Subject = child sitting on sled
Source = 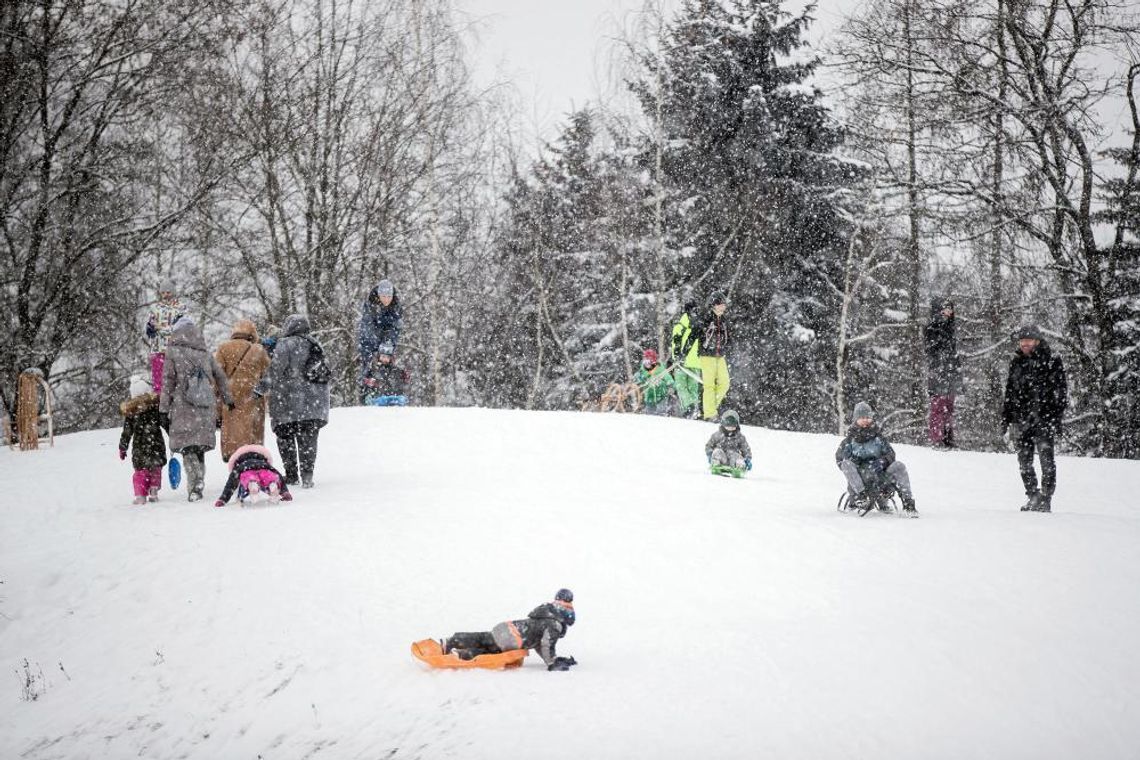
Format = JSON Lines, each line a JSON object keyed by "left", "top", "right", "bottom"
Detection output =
{"left": 634, "top": 348, "right": 675, "bottom": 415}
{"left": 214, "top": 443, "right": 293, "bottom": 507}
{"left": 835, "top": 401, "right": 918, "bottom": 517}
{"left": 362, "top": 342, "right": 408, "bottom": 405}
{"left": 442, "top": 589, "right": 578, "bottom": 671}
{"left": 705, "top": 409, "right": 752, "bottom": 473}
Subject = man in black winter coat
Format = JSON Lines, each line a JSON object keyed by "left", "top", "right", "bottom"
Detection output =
{"left": 1002, "top": 326, "right": 1068, "bottom": 512}
{"left": 924, "top": 297, "right": 961, "bottom": 448}
{"left": 442, "top": 589, "right": 578, "bottom": 671}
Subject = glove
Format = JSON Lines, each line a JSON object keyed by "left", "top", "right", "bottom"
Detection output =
{"left": 548, "top": 656, "right": 577, "bottom": 671}
{"left": 1003, "top": 423, "right": 1019, "bottom": 452}
{"left": 867, "top": 458, "right": 885, "bottom": 474}
{"left": 744, "top": 458, "right": 752, "bottom": 471}
{"left": 118, "top": 448, "right": 127, "bottom": 461}
{"left": 213, "top": 500, "right": 225, "bottom": 508}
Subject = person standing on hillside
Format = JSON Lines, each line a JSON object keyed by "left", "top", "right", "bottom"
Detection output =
{"left": 119, "top": 374, "right": 167, "bottom": 505}
{"left": 145, "top": 279, "right": 185, "bottom": 394}
{"left": 160, "top": 317, "right": 234, "bottom": 502}
{"left": 691, "top": 292, "right": 730, "bottom": 421}
{"left": 357, "top": 279, "right": 402, "bottom": 403}
{"left": 257, "top": 314, "right": 331, "bottom": 488}
{"left": 1002, "top": 326, "right": 1068, "bottom": 513}
{"left": 215, "top": 319, "right": 272, "bottom": 462}
{"left": 669, "top": 300, "right": 703, "bottom": 418}
{"left": 924, "top": 297, "right": 962, "bottom": 448}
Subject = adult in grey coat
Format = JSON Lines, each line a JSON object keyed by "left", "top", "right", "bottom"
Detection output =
{"left": 159, "top": 317, "right": 234, "bottom": 502}
{"left": 256, "top": 314, "right": 330, "bottom": 487}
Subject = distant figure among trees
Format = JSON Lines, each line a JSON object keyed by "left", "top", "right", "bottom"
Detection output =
{"left": 357, "top": 279, "right": 402, "bottom": 403}
{"left": 924, "top": 297, "right": 961, "bottom": 448}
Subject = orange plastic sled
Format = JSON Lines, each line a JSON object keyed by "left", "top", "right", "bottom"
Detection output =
{"left": 411, "top": 639, "right": 527, "bottom": 670}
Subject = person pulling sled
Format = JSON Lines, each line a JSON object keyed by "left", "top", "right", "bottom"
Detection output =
{"left": 441, "top": 589, "right": 578, "bottom": 671}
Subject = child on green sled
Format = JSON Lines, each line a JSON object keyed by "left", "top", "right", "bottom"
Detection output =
{"left": 705, "top": 409, "right": 752, "bottom": 473}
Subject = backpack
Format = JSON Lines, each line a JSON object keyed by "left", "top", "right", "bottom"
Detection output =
{"left": 182, "top": 363, "right": 216, "bottom": 408}
{"left": 303, "top": 337, "right": 333, "bottom": 384}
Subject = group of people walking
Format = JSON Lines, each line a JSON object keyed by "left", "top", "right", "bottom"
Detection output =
{"left": 120, "top": 283, "right": 334, "bottom": 504}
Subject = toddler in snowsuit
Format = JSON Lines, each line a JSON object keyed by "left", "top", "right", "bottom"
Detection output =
{"left": 119, "top": 375, "right": 168, "bottom": 505}
{"left": 442, "top": 589, "right": 578, "bottom": 671}
{"left": 214, "top": 443, "right": 292, "bottom": 506}
{"left": 634, "top": 348, "right": 675, "bottom": 415}
{"left": 705, "top": 409, "right": 752, "bottom": 471}
{"left": 362, "top": 343, "right": 408, "bottom": 404}
{"left": 836, "top": 401, "right": 918, "bottom": 516}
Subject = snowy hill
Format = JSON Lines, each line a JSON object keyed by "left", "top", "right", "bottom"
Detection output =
{"left": 2, "top": 407, "right": 1139, "bottom": 759}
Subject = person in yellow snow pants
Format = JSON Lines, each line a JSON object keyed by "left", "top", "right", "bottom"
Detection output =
{"left": 699, "top": 355, "right": 730, "bottom": 420}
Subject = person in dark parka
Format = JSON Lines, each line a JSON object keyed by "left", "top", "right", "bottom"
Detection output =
{"left": 836, "top": 401, "right": 919, "bottom": 516}
{"left": 357, "top": 279, "right": 402, "bottom": 402}
{"left": 1002, "top": 326, "right": 1068, "bottom": 512}
{"left": 924, "top": 297, "right": 962, "bottom": 448}
{"left": 256, "top": 314, "right": 330, "bottom": 488}
{"left": 442, "top": 589, "right": 578, "bottom": 671}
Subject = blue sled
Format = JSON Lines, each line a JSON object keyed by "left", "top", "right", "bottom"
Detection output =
{"left": 367, "top": 395, "right": 408, "bottom": 407}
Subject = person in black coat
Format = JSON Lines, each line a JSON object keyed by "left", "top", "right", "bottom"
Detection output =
{"left": 924, "top": 297, "right": 962, "bottom": 448}
{"left": 357, "top": 279, "right": 403, "bottom": 403}
{"left": 442, "top": 589, "right": 578, "bottom": 671}
{"left": 1002, "top": 326, "right": 1068, "bottom": 512}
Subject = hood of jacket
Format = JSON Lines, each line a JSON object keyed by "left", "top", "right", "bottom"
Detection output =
{"left": 120, "top": 392, "right": 158, "bottom": 416}
{"left": 280, "top": 314, "right": 311, "bottom": 338}
{"left": 231, "top": 319, "right": 259, "bottom": 341}
{"left": 168, "top": 318, "right": 206, "bottom": 351}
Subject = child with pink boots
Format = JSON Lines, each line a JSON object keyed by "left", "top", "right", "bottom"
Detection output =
{"left": 214, "top": 443, "right": 293, "bottom": 507}
{"left": 119, "top": 375, "right": 167, "bottom": 505}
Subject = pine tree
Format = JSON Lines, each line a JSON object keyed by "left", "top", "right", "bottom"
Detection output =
{"left": 628, "top": 0, "right": 865, "bottom": 430}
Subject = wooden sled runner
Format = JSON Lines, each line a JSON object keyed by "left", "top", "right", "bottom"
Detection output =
{"left": 410, "top": 639, "right": 527, "bottom": 670}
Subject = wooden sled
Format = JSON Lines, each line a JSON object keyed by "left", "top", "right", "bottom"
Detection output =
{"left": 410, "top": 639, "right": 527, "bottom": 670}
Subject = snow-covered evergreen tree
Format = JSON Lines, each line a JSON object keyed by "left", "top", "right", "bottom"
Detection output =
{"left": 628, "top": 0, "right": 865, "bottom": 431}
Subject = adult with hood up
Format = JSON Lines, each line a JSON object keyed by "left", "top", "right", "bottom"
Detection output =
{"left": 159, "top": 316, "right": 234, "bottom": 502}
{"left": 357, "top": 279, "right": 402, "bottom": 402}
{"left": 924, "top": 296, "right": 962, "bottom": 448}
{"left": 256, "top": 314, "right": 330, "bottom": 488}
{"left": 1002, "top": 325, "right": 1067, "bottom": 513}
{"left": 215, "top": 318, "right": 272, "bottom": 461}
{"left": 691, "top": 292, "right": 730, "bottom": 420}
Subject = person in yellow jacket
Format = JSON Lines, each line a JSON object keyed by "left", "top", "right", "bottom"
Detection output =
{"left": 670, "top": 301, "right": 703, "bottom": 418}
{"left": 691, "top": 292, "right": 730, "bottom": 420}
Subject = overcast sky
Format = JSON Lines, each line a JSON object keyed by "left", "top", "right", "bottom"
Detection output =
{"left": 456, "top": 1, "right": 856, "bottom": 145}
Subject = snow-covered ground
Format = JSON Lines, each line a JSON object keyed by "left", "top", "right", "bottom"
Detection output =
{"left": 2, "top": 407, "right": 1138, "bottom": 759}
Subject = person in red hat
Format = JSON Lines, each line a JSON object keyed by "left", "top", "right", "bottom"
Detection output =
{"left": 634, "top": 348, "right": 676, "bottom": 415}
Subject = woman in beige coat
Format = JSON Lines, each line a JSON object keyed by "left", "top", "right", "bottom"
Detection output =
{"left": 215, "top": 319, "right": 271, "bottom": 461}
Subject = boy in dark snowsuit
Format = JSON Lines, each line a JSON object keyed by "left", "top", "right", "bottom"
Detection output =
{"left": 119, "top": 375, "right": 168, "bottom": 505}
{"left": 705, "top": 409, "right": 752, "bottom": 471}
{"left": 362, "top": 342, "right": 408, "bottom": 404}
{"left": 1001, "top": 325, "right": 1067, "bottom": 512}
{"left": 836, "top": 401, "right": 918, "bottom": 516}
{"left": 442, "top": 589, "right": 577, "bottom": 671}
{"left": 213, "top": 443, "right": 293, "bottom": 507}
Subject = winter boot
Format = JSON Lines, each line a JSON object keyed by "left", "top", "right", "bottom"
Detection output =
{"left": 850, "top": 491, "right": 871, "bottom": 514}
{"left": 1033, "top": 494, "right": 1052, "bottom": 513}
{"left": 267, "top": 481, "right": 281, "bottom": 505}
{"left": 1020, "top": 492, "right": 1041, "bottom": 512}
{"left": 901, "top": 495, "right": 919, "bottom": 517}
{"left": 246, "top": 480, "right": 262, "bottom": 504}
{"left": 301, "top": 474, "right": 314, "bottom": 489}
{"left": 132, "top": 495, "right": 147, "bottom": 505}
{"left": 147, "top": 486, "right": 159, "bottom": 503}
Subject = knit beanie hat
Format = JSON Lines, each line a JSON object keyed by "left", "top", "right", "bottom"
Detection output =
{"left": 129, "top": 374, "right": 152, "bottom": 398}
{"left": 720, "top": 409, "right": 741, "bottom": 428}
{"left": 1015, "top": 324, "right": 1043, "bottom": 341}
{"left": 158, "top": 277, "right": 176, "bottom": 295}
{"left": 374, "top": 279, "right": 395, "bottom": 298}
{"left": 852, "top": 401, "right": 875, "bottom": 423}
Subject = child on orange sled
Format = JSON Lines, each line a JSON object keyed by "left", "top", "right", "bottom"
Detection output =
{"left": 442, "top": 589, "right": 578, "bottom": 671}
